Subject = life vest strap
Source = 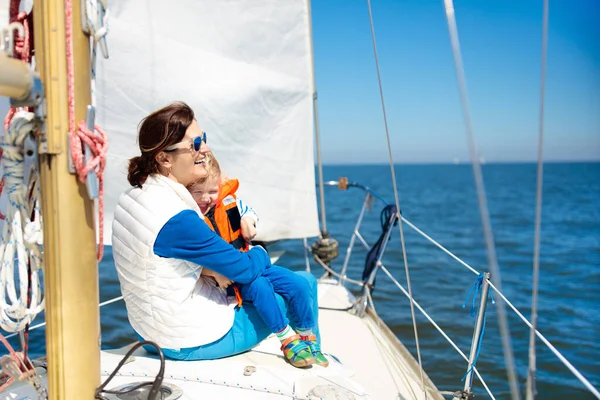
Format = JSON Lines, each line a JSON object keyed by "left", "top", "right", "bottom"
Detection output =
{"left": 230, "top": 236, "right": 247, "bottom": 251}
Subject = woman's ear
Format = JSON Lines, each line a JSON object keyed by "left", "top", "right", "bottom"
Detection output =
{"left": 155, "top": 151, "right": 172, "bottom": 170}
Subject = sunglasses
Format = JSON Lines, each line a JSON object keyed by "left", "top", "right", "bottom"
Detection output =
{"left": 165, "top": 132, "right": 207, "bottom": 152}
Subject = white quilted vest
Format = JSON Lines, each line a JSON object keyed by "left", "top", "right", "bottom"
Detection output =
{"left": 112, "top": 174, "right": 235, "bottom": 349}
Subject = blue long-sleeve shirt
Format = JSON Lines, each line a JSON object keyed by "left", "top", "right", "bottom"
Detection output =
{"left": 154, "top": 210, "right": 270, "bottom": 284}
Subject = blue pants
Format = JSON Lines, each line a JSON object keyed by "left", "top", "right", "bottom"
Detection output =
{"left": 238, "top": 264, "right": 314, "bottom": 333}
{"left": 145, "top": 271, "right": 320, "bottom": 361}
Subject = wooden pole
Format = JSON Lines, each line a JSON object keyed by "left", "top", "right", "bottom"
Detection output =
{"left": 33, "top": 0, "right": 101, "bottom": 397}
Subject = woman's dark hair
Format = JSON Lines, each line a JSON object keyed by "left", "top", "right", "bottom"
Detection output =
{"left": 127, "top": 102, "right": 195, "bottom": 187}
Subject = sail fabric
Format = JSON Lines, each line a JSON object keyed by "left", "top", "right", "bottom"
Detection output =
{"left": 95, "top": 0, "right": 319, "bottom": 243}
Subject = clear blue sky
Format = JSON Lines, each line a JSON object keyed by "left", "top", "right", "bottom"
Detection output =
{"left": 310, "top": 0, "right": 599, "bottom": 164}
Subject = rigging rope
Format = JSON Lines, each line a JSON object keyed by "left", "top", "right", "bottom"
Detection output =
{"left": 441, "top": 1, "right": 520, "bottom": 398}
{"left": 401, "top": 217, "right": 480, "bottom": 275}
{"left": 527, "top": 1, "right": 549, "bottom": 399}
{"left": 65, "top": 0, "right": 109, "bottom": 261}
{"left": 379, "top": 265, "right": 496, "bottom": 400}
{"left": 309, "top": 198, "right": 598, "bottom": 398}
{"left": 4, "top": 295, "right": 125, "bottom": 340}
{"left": 385, "top": 215, "right": 597, "bottom": 398}
{"left": 312, "top": 251, "right": 365, "bottom": 287}
{"left": 488, "top": 282, "right": 600, "bottom": 399}
{"left": 364, "top": 0, "right": 427, "bottom": 396}
{"left": 390, "top": 216, "right": 599, "bottom": 397}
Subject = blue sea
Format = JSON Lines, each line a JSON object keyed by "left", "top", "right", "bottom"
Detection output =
{"left": 3, "top": 162, "right": 599, "bottom": 399}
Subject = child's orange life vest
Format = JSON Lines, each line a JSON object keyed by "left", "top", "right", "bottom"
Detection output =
{"left": 203, "top": 179, "right": 248, "bottom": 306}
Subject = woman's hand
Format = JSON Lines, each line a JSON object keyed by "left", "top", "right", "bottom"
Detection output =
{"left": 201, "top": 268, "right": 233, "bottom": 289}
{"left": 241, "top": 217, "right": 257, "bottom": 241}
{"left": 213, "top": 272, "right": 233, "bottom": 289}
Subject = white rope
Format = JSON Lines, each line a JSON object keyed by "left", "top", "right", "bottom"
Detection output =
{"left": 99, "top": 295, "right": 124, "bottom": 308}
{"left": 312, "top": 253, "right": 365, "bottom": 287}
{"left": 315, "top": 213, "right": 484, "bottom": 286}
{"left": 527, "top": 1, "right": 549, "bottom": 398}
{"left": 364, "top": 1, "right": 426, "bottom": 396}
{"left": 442, "top": 2, "right": 520, "bottom": 398}
{"left": 379, "top": 266, "right": 496, "bottom": 400}
{"left": 487, "top": 282, "right": 600, "bottom": 399}
{"left": 0, "top": 111, "right": 44, "bottom": 333}
{"left": 401, "top": 217, "right": 480, "bottom": 276}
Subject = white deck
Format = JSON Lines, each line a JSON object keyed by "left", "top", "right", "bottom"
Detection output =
{"left": 2, "top": 281, "right": 443, "bottom": 399}
{"left": 317, "top": 280, "right": 443, "bottom": 400}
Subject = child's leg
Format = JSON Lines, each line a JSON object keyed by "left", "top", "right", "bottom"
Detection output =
{"left": 261, "top": 265, "right": 314, "bottom": 330}
{"left": 262, "top": 266, "right": 328, "bottom": 367}
{"left": 238, "top": 276, "right": 287, "bottom": 333}
{"left": 299, "top": 271, "right": 321, "bottom": 342}
{"left": 239, "top": 276, "right": 315, "bottom": 367}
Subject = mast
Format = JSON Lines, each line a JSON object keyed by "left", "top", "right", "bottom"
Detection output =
{"left": 305, "top": 0, "right": 328, "bottom": 236}
{"left": 33, "top": 0, "right": 101, "bottom": 397}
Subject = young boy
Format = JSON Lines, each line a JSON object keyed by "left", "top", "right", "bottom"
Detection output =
{"left": 187, "top": 152, "right": 328, "bottom": 368}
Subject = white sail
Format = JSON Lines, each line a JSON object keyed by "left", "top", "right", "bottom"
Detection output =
{"left": 97, "top": 0, "right": 320, "bottom": 243}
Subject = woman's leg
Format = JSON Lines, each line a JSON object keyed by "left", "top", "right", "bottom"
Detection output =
{"left": 161, "top": 303, "right": 272, "bottom": 361}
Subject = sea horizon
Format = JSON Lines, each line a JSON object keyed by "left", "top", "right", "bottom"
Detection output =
{"left": 321, "top": 159, "right": 600, "bottom": 166}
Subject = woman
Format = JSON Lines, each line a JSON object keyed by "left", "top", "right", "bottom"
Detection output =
{"left": 111, "top": 102, "right": 321, "bottom": 364}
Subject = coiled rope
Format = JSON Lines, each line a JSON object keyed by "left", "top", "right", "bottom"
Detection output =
{"left": 0, "top": 111, "right": 44, "bottom": 332}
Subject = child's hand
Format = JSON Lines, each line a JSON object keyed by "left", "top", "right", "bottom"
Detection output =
{"left": 241, "top": 217, "right": 257, "bottom": 241}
